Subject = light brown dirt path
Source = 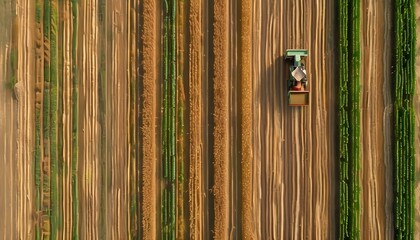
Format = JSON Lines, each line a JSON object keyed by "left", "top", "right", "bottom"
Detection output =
{"left": 16, "top": 0, "right": 35, "bottom": 238}
{"left": 252, "top": 0, "right": 337, "bottom": 238}
{"left": 0, "top": 1, "right": 17, "bottom": 239}
{"left": 106, "top": 1, "right": 129, "bottom": 238}
{"left": 414, "top": 1, "right": 420, "bottom": 239}
{"left": 360, "top": 0, "right": 393, "bottom": 239}
{"left": 78, "top": 0, "right": 100, "bottom": 238}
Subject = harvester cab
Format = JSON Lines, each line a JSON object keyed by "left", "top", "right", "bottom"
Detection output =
{"left": 284, "top": 49, "right": 309, "bottom": 106}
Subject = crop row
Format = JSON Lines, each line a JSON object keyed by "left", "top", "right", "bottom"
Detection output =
{"left": 42, "top": 0, "right": 52, "bottom": 238}
{"left": 176, "top": 0, "right": 186, "bottom": 237}
{"left": 34, "top": 1, "right": 42, "bottom": 239}
{"left": 338, "top": 0, "right": 360, "bottom": 239}
{"left": 50, "top": 1, "right": 59, "bottom": 238}
{"left": 128, "top": 0, "right": 138, "bottom": 238}
{"left": 98, "top": 0, "right": 107, "bottom": 238}
{"left": 71, "top": 0, "right": 79, "bottom": 239}
{"left": 162, "top": 0, "right": 177, "bottom": 238}
{"left": 393, "top": 0, "right": 416, "bottom": 238}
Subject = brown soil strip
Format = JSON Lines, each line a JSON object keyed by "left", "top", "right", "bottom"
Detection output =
{"left": 212, "top": 0, "right": 229, "bottom": 238}
{"left": 188, "top": 0, "right": 203, "bottom": 238}
{"left": 139, "top": 0, "right": 158, "bottom": 238}
{"left": 360, "top": 0, "right": 393, "bottom": 239}
{"left": 108, "top": 1, "right": 129, "bottom": 238}
{"left": 238, "top": 0, "right": 253, "bottom": 238}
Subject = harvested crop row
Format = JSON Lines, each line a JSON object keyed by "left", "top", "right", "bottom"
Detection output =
{"left": 212, "top": 0, "right": 229, "bottom": 238}
{"left": 238, "top": 0, "right": 252, "bottom": 238}
{"left": 393, "top": 0, "right": 416, "bottom": 238}
{"left": 139, "top": 0, "right": 158, "bottom": 238}
{"left": 188, "top": 0, "right": 203, "bottom": 238}
{"left": 338, "top": 0, "right": 360, "bottom": 239}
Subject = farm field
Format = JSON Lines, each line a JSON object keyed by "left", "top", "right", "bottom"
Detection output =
{"left": 0, "top": 0, "right": 418, "bottom": 239}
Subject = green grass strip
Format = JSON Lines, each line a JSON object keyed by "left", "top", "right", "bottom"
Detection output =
{"left": 393, "top": 0, "right": 416, "bottom": 238}
{"left": 162, "top": 0, "right": 177, "bottom": 238}
{"left": 339, "top": 0, "right": 360, "bottom": 239}
{"left": 42, "top": 0, "right": 52, "bottom": 238}
{"left": 349, "top": 0, "right": 361, "bottom": 238}
{"left": 50, "top": 0, "right": 59, "bottom": 238}
{"left": 34, "top": 1, "right": 42, "bottom": 239}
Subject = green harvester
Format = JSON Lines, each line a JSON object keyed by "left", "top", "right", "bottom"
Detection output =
{"left": 284, "top": 49, "right": 309, "bottom": 106}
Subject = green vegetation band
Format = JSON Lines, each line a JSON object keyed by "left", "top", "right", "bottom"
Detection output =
{"left": 50, "top": 1, "right": 59, "bottom": 238}
{"left": 393, "top": 0, "right": 416, "bottom": 238}
{"left": 35, "top": 1, "right": 43, "bottom": 239}
{"left": 162, "top": 0, "right": 177, "bottom": 238}
{"left": 71, "top": 0, "right": 79, "bottom": 238}
{"left": 338, "top": 0, "right": 360, "bottom": 239}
